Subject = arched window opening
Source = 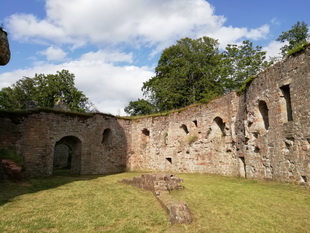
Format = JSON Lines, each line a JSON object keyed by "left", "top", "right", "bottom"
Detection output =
{"left": 214, "top": 117, "right": 226, "bottom": 136}
{"left": 280, "top": 85, "right": 293, "bottom": 122}
{"left": 53, "top": 144, "right": 72, "bottom": 169}
{"left": 258, "top": 100, "right": 269, "bottom": 130}
{"left": 102, "top": 128, "right": 112, "bottom": 144}
{"left": 181, "top": 124, "right": 189, "bottom": 134}
{"left": 239, "top": 157, "right": 246, "bottom": 178}
{"left": 53, "top": 136, "right": 82, "bottom": 175}
{"left": 193, "top": 120, "right": 198, "bottom": 127}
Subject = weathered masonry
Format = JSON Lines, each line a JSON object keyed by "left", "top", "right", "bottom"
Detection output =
{"left": 0, "top": 111, "right": 128, "bottom": 176}
{"left": 1, "top": 46, "right": 310, "bottom": 186}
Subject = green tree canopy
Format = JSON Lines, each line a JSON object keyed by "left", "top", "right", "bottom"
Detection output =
{"left": 0, "top": 69, "right": 93, "bottom": 112}
{"left": 221, "top": 40, "right": 271, "bottom": 92}
{"left": 276, "top": 21, "right": 309, "bottom": 56}
{"left": 124, "top": 36, "right": 272, "bottom": 116}
{"left": 142, "top": 37, "right": 223, "bottom": 112}
{"left": 124, "top": 99, "right": 155, "bottom": 116}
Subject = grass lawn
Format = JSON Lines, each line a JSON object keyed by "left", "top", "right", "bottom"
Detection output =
{"left": 0, "top": 171, "right": 309, "bottom": 233}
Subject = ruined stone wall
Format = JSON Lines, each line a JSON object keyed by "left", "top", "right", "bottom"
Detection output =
{"left": 0, "top": 113, "right": 23, "bottom": 154}
{"left": 0, "top": 110, "right": 128, "bottom": 177}
{"left": 1, "top": 46, "right": 310, "bottom": 185}
{"left": 122, "top": 47, "right": 310, "bottom": 186}
{"left": 236, "top": 48, "right": 310, "bottom": 184}
{"left": 0, "top": 28, "right": 10, "bottom": 66}
{"left": 123, "top": 92, "right": 240, "bottom": 176}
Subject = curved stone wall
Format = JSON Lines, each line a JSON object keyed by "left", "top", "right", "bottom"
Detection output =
{"left": 0, "top": 110, "right": 128, "bottom": 177}
{"left": 122, "top": 46, "right": 310, "bottom": 186}
{"left": 123, "top": 92, "right": 240, "bottom": 177}
{"left": 1, "top": 46, "right": 310, "bottom": 186}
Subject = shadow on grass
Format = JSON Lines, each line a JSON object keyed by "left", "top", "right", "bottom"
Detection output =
{"left": 0, "top": 169, "right": 112, "bottom": 206}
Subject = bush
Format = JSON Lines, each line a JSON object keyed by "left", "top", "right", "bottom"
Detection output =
{"left": 0, "top": 148, "right": 23, "bottom": 165}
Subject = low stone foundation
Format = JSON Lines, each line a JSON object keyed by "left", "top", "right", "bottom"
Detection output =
{"left": 121, "top": 173, "right": 192, "bottom": 224}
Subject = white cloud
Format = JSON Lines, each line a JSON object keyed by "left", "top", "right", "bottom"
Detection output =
{"left": 80, "top": 50, "right": 133, "bottom": 64}
{"left": 263, "top": 40, "right": 285, "bottom": 58}
{"left": 39, "top": 46, "right": 67, "bottom": 61}
{"left": 2, "top": 0, "right": 276, "bottom": 116}
{"left": 0, "top": 60, "right": 153, "bottom": 115}
{"left": 6, "top": 0, "right": 269, "bottom": 51}
{"left": 207, "top": 24, "right": 270, "bottom": 48}
{"left": 6, "top": 14, "right": 69, "bottom": 44}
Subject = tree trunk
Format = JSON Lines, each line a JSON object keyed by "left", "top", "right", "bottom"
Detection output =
{"left": 0, "top": 28, "right": 10, "bottom": 66}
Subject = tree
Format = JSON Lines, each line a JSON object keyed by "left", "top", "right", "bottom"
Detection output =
{"left": 124, "top": 99, "right": 155, "bottom": 116}
{"left": 276, "top": 21, "right": 309, "bottom": 56}
{"left": 0, "top": 70, "right": 93, "bottom": 112}
{"left": 221, "top": 40, "right": 271, "bottom": 91}
{"left": 142, "top": 37, "right": 223, "bottom": 112}
{"left": 124, "top": 36, "right": 272, "bottom": 116}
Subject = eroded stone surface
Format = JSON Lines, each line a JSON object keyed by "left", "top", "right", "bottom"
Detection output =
{"left": 0, "top": 28, "right": 10, "bottom": 65}
{"left": 121, "top": 173, "right": 192, "bottom": 224}
{"left": 1, "top": 45, "right": 310, "bottom": 187}
{"left": 2, "top": 159, "right": 24, "bottom": 180}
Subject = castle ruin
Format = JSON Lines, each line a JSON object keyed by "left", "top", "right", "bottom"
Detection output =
{"left": 1, "top": 46, "right": 310, "bottom": 186}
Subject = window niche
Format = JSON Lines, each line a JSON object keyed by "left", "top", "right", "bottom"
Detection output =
{"left": 239, "top": 157, "right": 246, "bottom": 178}
{"left": 166, "top": 157, "right": 172, "bottom": 164}
{"left": 180, "top": 124, "right": 189, "bottom": 134}
{"left": 258, "top": 100, "right": 269, "bottom": 130}
{"left": 280, "top": 84, "right": 293, "bottom": 122}
{"left": 142, "top": 128, "right": 150, "bottom": 136}
{"left": 214, "top": 117, "right": 226, "bottom": 136}
{"left": 102, "top": 128, "right": 112, "bottom": 144}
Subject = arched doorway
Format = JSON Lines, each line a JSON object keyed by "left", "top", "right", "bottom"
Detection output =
{"left": 53, "top": 136, "right": 82, "bottom": 175}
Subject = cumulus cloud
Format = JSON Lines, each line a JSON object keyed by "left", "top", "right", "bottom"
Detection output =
{"left": 206, "top": 24, "right": 270, "bottom": 48}
{"left": 5, "top": 0, "right": 269, "bottom": 50}
{"left": 0, "top": 60, "right": 153, "bottom": 115}
{"left": 2, "top": 0, "right": 274, "bottom": 115}
{"left": 80, "top": 50, "right": 133, "bottom": 64}
{"left": 263, "top": 40, "right": 285, "bottom": 58}
{"left": 39, "top": 46, "right": 67, "bottom": 61}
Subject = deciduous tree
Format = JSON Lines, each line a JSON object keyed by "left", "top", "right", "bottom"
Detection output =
{"left": 221, "top": 40, "right": 271, "bottom": 91}
{"left": 142, "top": 37, "right": 223, "bottom": 112}
{"left": 276, "top": 21, "right": 309, "bottom": 56}
{"left": 124, "top": 99, "right": 155, "bottom": 116}
{"left": 0, "top": 70, "right": 93, "bottom": 112}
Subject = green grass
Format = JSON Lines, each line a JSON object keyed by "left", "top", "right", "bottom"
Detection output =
{"left": 237, "top": 75, "right": 257, "bottom": 94}
{"left": 1, "top": 172, "right": 310, "bottom": 233}
{"left": 170, "top": 174, "right": 310, "bottom": 233}
{"left": 287, "top": 42, "right": 309, "bottom": 57}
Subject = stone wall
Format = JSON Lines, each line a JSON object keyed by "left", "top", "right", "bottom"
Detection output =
{"left": 0, "top": 28, "right": 10, "bottom": 66}
{"left": 123, "top": 92, "right": 240, "bottom": 177}
{"left": 124, "top": 46, "right": 310, "bottom": 186}
{"left": 0, "top": 46, "right": 310, "bottom": 186}
{"left": 236, "top": 48, "right": 310, "bottom": 184}
{"left": 0, "top": 110, "right": 128, "bottom": 177}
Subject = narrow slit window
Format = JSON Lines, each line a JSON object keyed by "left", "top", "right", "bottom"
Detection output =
{"left": 181, "top": 124, "right": 189, "bottom": 134}
{"left": 280, "top": 85, "right": 293, "bottom": 121}
{"left": 214, "top": 117, "right": 226, "bottom": 136}
{"left": 258, "top": 100, "right": 269, "bottom": 130}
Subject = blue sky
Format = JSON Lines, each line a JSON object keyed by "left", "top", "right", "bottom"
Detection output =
{"left": 0, "top": 0, "right": 309, "bottom": 115}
